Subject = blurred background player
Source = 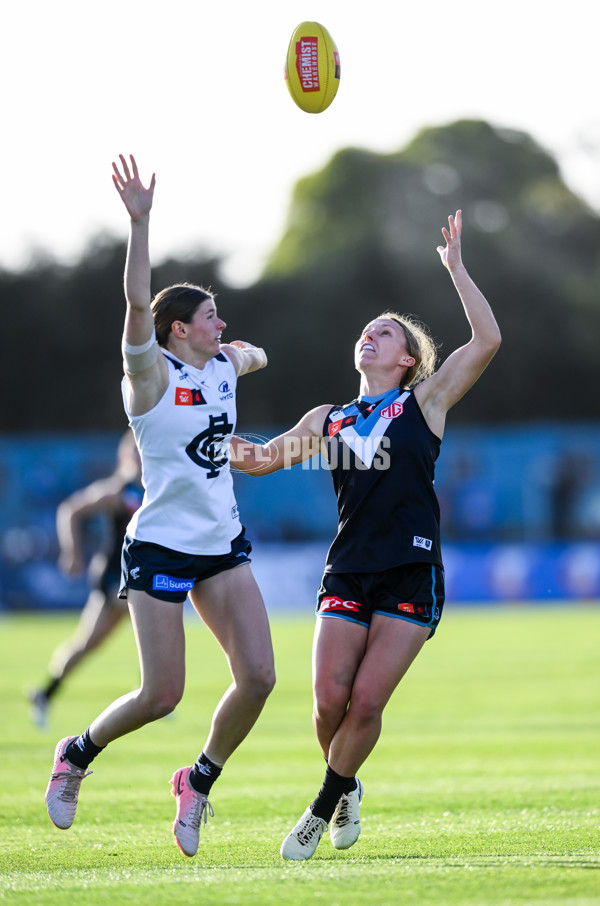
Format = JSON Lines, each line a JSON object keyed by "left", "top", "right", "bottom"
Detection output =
{"left": 29, "top": 430, "right": 143, "bottom": 729}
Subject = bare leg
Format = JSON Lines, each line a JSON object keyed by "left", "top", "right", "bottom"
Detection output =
{"left": 47, "top": 590, "right": 126, "bottom": 684}
{"left": 311, "top": 617, "right": 368, "bottom": 759}
{"left": 313, "top": 615, "right": 430, "bottom": 776}
{"left": 190, "top": 564, "right": 275, "bottom": 765}
{"left": 87, "top": 590, "right": 186, "bottom": 746}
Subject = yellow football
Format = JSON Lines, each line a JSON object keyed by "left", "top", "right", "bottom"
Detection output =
{"left": 284, "top": 21, "right": 340, "bottom": 114}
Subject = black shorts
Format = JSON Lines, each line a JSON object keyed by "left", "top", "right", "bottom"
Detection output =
{"left": 316, "top": 562, "right": 445, "bottom": 637}
{"left": 119, "top": 528, "right": 252, "bottom": 603}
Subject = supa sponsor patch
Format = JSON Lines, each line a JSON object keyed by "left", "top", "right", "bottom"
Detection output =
{"left": 152, "top": 574, "right": 195, "bottom": 592}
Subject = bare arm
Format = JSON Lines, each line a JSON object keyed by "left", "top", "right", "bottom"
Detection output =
{"left": 112, "top": 154, "right": 168, "bottom": 414}
{"left": 56, "top": 476, "right": 125, "bottom": 576}
{"left": 221, "top": 341, "right": 268, "bottom": 376}
{"left": 230, "top": 405, "right": 332, "bottom": 475}
{"left": 414, "top": 210, "right": 501, "bottom": 438}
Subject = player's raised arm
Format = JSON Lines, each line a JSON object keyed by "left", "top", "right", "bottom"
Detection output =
{"left": 112, "top": 155, "right": 156, "bottom": 345}
{"left": 415, "top": 210, "right": 501, "bottom": 437}
{"left": 112, "top": 154, "right": 167, "bottom": 413}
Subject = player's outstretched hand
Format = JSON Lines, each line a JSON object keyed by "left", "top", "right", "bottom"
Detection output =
{"left": 437, "top": 210, "right": 463, "bottom": 273}
{"left": 112, "top": 154, "right": 156, "bottom": 223}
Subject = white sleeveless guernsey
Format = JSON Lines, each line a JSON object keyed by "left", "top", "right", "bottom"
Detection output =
{"left": 122, "top": 350, "right": 241, "bottom": 555}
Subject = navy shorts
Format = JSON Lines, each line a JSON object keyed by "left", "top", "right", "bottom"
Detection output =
{"left": 316, "top": 562, "right": 445, "bottom": 637}
{"left": 119, "top": 528, "right": 252, "bottom": 603}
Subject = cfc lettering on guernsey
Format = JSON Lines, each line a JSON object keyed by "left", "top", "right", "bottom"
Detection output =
{"left": 185, "top": 413, "right": 234, "bottom": 479}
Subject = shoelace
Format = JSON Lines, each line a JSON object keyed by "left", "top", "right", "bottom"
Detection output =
{"left": 297, "top": 814, "right": 325, "bottom": 845}
{"left": 52, "top": 767, "right": 92, "bottom": 802}
{"left": 334, "top": 794, "right": 351, "bottom": 827}
{"left": 187, "top": 795, "right": 215, "bottom": 831}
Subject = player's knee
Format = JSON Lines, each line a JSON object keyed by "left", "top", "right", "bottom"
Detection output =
{"left": 248, "top": 663, "right": 276, "bottom": 702}
{"left": 347, "top": 688, "right": 384, "bottom": 727}
{"left": 314, "top": 680, "right": 349, "bottom": 724}
{"left": 139, "top": 685, "right": 183, "bottom": 721}
{"left": 155, "top": 691, "right": 182, "bottom": 719}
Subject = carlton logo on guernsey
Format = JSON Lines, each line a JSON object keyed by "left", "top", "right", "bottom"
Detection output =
{"left": 122, "top": 350, "right": 241, "bottom": 556}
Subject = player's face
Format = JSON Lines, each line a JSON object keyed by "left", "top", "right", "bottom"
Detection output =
{"left": 355, "top": 319, "right": 412, "bottom": 372}
{"left": 187, "top": 300, "right": 227, "bottom": 356}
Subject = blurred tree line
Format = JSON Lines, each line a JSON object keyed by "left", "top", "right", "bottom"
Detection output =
{"left": 2, "top": 119, "right": 599, "bottom": 432}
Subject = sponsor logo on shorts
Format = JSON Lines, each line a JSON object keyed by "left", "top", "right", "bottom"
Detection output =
{"left": 398, "top": 603, "right": 415, "bottom": 614}
{"left": 231, "top": 504, "right": 239, "bottom": 519}
{"left": 152, "top": 574, "right": 195, "bottom": 592}
{"left": 413, "top": 535, "right": 432, "bottom": 550}
{"left": 319, "top": 595, "right": 360, "bottom": 614}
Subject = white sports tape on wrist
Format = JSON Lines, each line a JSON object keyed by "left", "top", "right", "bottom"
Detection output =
{"left": 122, "top": 329, "right": 159, "bottom": 374}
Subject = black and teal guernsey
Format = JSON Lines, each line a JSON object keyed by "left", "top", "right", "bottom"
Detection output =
{"left": 322, "top": 387, "right": 443, "bottom": 574}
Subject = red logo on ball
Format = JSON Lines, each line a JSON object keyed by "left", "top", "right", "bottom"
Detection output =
{"left": 295, "top": 37, "right": 320, "bottom": 92}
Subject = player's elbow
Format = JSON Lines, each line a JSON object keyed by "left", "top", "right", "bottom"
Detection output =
{"left": 476, "top": 326, "right": 502, "bottom": 360}
{"left": 487, "top": 329, "right": 502, "bottom": 361}
{"left": 490, "top": 324, "right": 502, "bottom": 351}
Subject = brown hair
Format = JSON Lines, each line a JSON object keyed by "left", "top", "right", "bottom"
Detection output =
{"left": 377, "top": 311, "right": 439, "bottom": 388}
{"left": 151, "top": 283, "right": 215, "bottom": 348}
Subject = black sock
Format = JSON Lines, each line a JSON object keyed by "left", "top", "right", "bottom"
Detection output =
{"left": 189, "top": 752, "right": 223, "bottom": 795}
{"left": 310, "top": 765, "right": 357, "bottom": 823}
{"left": 65, "top": 729, "right": 105, "bottom": 770}
{"left": 41, "top": 678, "right": 61, "bottom": 701}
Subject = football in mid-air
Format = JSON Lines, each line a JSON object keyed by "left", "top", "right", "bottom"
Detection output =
{"left": 284, "top": 21, "right": 340, "bottom": 114}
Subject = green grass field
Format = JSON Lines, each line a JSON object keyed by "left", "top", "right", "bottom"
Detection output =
{"left": 0, "top": 606, "right": 598, "bottom": 905}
